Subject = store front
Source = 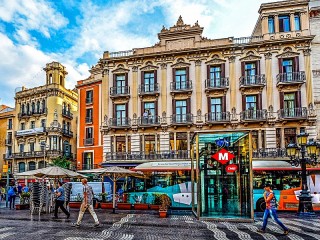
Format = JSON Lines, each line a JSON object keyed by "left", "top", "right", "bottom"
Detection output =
{"left": 192, "top": 131, "right": 253, "bottom": 221}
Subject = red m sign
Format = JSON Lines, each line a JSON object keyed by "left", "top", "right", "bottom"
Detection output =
{"left": 211, "top": 149, "right": 235, "bottom": 165}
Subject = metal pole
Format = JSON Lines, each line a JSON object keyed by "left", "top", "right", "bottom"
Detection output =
{"left": 5, "top": 172, "right": 9, "bottom": 208}
{"left": 298, "top": 145, "right": 314, "bottom": 215}
{"left": 112, "top": 177, "right": 116, "bottom": 214}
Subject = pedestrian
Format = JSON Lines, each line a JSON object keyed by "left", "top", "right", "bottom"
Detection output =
{"left": 23, "top": 185, "right": 29, "bottom": 193}
{"left": 73, "top": 178, "right": 100, "bottom": 228}
{"left": 258, "top": 183, "right": 289, "bottom": 235}
{"left": 17, "top": 184, "right": 22, "bottom": 198}
{"left": 1, "top": 186, "right": 6, "bottom": 201}
{"left": 8, "top": 185, "right": 17, "bottom": 209}
{"left": 53, "top": 181, "right": 70, "bottom": 219}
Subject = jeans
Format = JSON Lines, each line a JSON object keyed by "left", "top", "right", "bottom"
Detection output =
{"left": 9, "top": 195, "right": 16, "bottom": 209}
{"left": 54, "top": 200, "right": 70, "bottom": 217}
{"left": 262, "top": 208, "right": 288, "bottom": 231}
{"left": 76, "top": 204, "right": 99, "bottom": 225}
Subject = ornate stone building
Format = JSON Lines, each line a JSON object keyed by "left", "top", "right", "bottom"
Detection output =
{"left": 9, "top": 62, "right": 78, "bottom": 173}
{"left": 81, "top": 0, "right": 317, "bottom": 168}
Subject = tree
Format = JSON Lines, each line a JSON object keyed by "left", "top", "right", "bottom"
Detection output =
{"left": 51, "top": 156, "right": 72, "bottom": 169}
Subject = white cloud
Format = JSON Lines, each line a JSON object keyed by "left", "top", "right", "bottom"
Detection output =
{"left": 0, "top": 0, "right": 68, "bottom": 39}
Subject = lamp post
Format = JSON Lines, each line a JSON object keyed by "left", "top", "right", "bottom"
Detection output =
{"left": 286, "top": 132, "right": 319, "bottom": 215}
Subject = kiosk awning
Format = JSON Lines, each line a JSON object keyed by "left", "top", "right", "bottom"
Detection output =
{"left": 134, "top": 161, "right": 193, "bottom": 171}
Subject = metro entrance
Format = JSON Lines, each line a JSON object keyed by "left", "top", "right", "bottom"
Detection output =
{"left": 192, "top": 131, "right": 253, "bottom": 221}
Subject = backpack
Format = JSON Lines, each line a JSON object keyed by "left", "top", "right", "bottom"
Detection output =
{"left": 8, "top": 187, "right": 15, "bottom": 196}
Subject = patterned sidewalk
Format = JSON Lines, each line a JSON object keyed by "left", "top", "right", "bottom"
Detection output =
{"left": 0, "top": 208, "right": 319, "bottom": 239}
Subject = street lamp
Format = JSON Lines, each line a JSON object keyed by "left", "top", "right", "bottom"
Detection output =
{"left": 286, "top": 132, "right": 319, "bottom": 215}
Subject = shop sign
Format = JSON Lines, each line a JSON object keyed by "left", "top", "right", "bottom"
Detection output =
{"left": 211, "top": 148, "right": 235, "bottom": 165}
{"left": 226, "top": 164, "right": 238, "bottom": 173}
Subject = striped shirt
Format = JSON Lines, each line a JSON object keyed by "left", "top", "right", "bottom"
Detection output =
{"left": 83, "top": 184, "right": 93, "bottom": 205}
{"left": 265, "top": 191, "right": 277, "bottom": 209}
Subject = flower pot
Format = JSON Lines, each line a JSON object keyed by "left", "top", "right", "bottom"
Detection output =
{"left": 94, "top": 202, "right": 100, "bottom": 209}
{"left": 15, "top": 204, "right": 29, "bottom": 210}
{"left": 69, "top": 202, "right": 82, "bottom": 208}
{"left": 159, "top": 210, "right": 167, "bottom": 218}
{"left": 150, "top": 205, "right": 160, "bottom": 210}
{"left": 117, "top": 203, "right": 132, "bottom": 210}
{"left": 133, "top": 203, "right": 149, "bottom": 210}
{"left": 100, "top": 202, "right": 113, "bottom": 209}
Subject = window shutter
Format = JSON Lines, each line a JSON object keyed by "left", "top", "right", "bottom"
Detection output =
{"left": 187, "top": 98, "right": 191, "bottom": 114}
{"left": 141, "top": 71, "right": 145, "bottom": 84}
{"left": 295, "top": 90, "right": 301, "bottom": 108}
{"left": 241, "top": 62, "right": 245, "bottom": 77}
{"left": 294, "top": 56, "right": 299, "bottom": 72}
{"left": 221, "top": 63, "right": 225, "bottom": 78}
{"left": 172, "top": 99, "right": 176, "bottom": 114}
{"left": 256, "top": 61, "right": 260, "bottom": 75}
{"left": 207, "top": 97, "right": 211, "bottom": 113}
{"left": 278, "top": 58, "right": 283, "bottom": 73}
{"left": 279, "top": 92, "right": 284, "bottom": 109}
{"left": 222, "top": 95, "right": 226, "bottom": 112}
{"left": 242, "top": 95, "right": 246, "bottom": 111}
{"left": 154, "top": 69, "right": 157, "bottom": 84}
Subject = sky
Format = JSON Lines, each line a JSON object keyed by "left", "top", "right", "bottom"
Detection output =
{"left": 0, "top": 0, "right": 277, "bottom": 107}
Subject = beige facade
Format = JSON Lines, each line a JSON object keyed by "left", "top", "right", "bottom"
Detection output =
{"left": 82, "top": 0, "right": 317, "bottom": 167}
{"left": 9, "top": 62, "right": 78, "bottom": 173}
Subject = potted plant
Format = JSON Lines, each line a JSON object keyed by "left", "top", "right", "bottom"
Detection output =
{"left": 99, "top": 193, "right": 113, "bottom": 209}
{"left": 117, "top": 193, "right": 132, "bottom": 210}
{"left": 133, "top": 193, "right": 149, "bottom": 210}
{"left": 159, "top": 194, "right": 171, "bottom": 218}
{"left": 69, "top": 193, "right": 83, "bottom": 208}
{"left": 150, "top": 193, "right": 161, "bottom": 210}
{"left": 16, "top": 192, "right": 30, "bottom": 210}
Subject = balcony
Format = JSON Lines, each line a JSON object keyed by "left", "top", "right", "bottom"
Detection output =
{"left": 18, "top": 108, "right": 47, "bottom": 119}
{"left": 276, "top": 71, "right": 305, "bottom": 86}
{"left": 81, "top": 164, "right": 99, "bottom": 170}
{"left": 13, "top": 151, "right": 45, "bottom": 159}
{"left": 138, "top": 116, "right": 161, "bottom": 127}
{"left": 239, "top": 75, "right": 266, "bottom": 89}
{"left": 138, "top": 83, "right": 159, "bottom": 96}
{"left": 253, "top": 148, "right": 287, "bottom": 159}
{"left": 15, "top": 127, "right": 46, "bottom": 137}
{"left": 240, "top": 109, "right": 268, "bottom": 122}
{"left": 5, "top": 139, "right": 13, "bottom": 145}
{"left": 86, "top": 97, "right": 93, "bottom": 104}
{"left": 3, "top": 153, "right": 13, "bottom": 160}
{"left": 62, "top": 109, "right": 73, "bottom": 119}
{"left": 105, "top": 150, "right": 191, "bottom": 162}
{"left": 62, "top": 129, "right": 73, "bottom": 138}
{"left": 83, "top": 138, "right": 94, "bottom": 146}
{"left": 85, "top": 117, "right": 93, "bottom": 124}
{"left": 171, "top": 114, "right": 193, "bottom": 125}
{"left": 109, "top": 118, "right": 131, "bottom": 128}
{"left": 170, "top": 81, "right": 192, "bottom": 93}
{"left": 205, "top": 112, "right": 230, "bottom": 124}
{"left": 205, "top": 78, "right": 229, "bottom": 92}
{"left": 110, "top": 86, "right": 130, "bottom": 98}
{"left": 278, "top": 107, "right": 308, "bottom": 120}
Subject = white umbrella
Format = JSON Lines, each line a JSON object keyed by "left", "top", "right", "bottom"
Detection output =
{"left": 14, "top": 168, "right": 42, "bottom": 177}
{"left": 98, "top": 166, "right": 143, "bottom": 213}
{"left": 33, "top": 166, "right": 86, "bottom": 178}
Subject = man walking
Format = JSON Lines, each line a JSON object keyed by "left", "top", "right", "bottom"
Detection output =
{"left": 53, "top": 181, "right": 70, "bottom": 219}
{"left": 73, "top": 178, "right": 100, "bottom": 227}
{"left": 258, "top": 183, "right": 289, "bottom": 235}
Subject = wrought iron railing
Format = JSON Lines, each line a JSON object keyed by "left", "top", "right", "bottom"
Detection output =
{"left": 278, "top": 107, "right": 308, "bottom": 119}
{"left": 205, "top": 112, "right": 230, "bottom": 122}
{"left": 62, "top": 109, "right": 73, "bottom": 119}
{"left": 170, "top": 81, "right": 192, "bottom": 91}
{"left": 18, "top": 108, "right": 47, "bottom": 118}
{"left": 205, "top": 78, "right": 229, "bottom": 89}
{"left": 171, "top": 114, "right": 193, "bottom": 124}
{"left": 109, "top": 118, "right": 131, "bottom": 127}
{"left": 83, "top": 138, "right": 94, "bottom": 145}
{"left": 138, "top": 116, "right": 161, "bottom": 126}
{"left": 110, "top": 86, "right": 130, "bottom": 96}
{"left": 86, "top": 97, "right": 93, "bottom": 104}
{"left": 240, "top": 109, "right": 268, "bottom": 121}
{"left": 253, "top": 148, "right": 287, "bottom": 158}
{"left": 239, "top": 75, "right": 266, "bottom": 86}
{"left": 138, "top": 83, "right": 159, "bottom": 94}
{"left": 276, "top": 71, "right": 305, "bottom": 84}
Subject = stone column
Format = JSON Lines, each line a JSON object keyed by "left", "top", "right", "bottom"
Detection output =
{"left": 229, "top": 56, "right": 236, "bottom": 110}
{"left": 274, "top": 15, "right": 279, "bottom": 33}
{"left": 303, "top": 49, "right": 313, "bottom": 106}
{"left": 195, "top": 60, "right": 202, "bottom": 114}
{"left": 102, "top": 68, "right": 109, "bottom": 120}
{"left": 265, "top": 53, "right": 273, "bottom": 110}
{"left": 261, "top": 16, "right": 268, "bottom": 34}
{"left": 160, "top": 63, "right": 167, "bottom": 117}
{"left": 174, "top": 132, "right": 177, "bottom": 151}
{"left": 132, "top": 66, "right": 138, "bottom": 116}
{"left": 280, "top": 128, "right": 285, "bottom": 148}
{"left": 125, "top": 135, "right": 128, "bottom": 152}
{"left": 290, "top": 13, "right": 295, "bottom": 31}
{"left": 258, "top": 130, "right": 263, "bottom": 149}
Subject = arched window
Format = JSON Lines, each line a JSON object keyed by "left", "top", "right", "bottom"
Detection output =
{"left": 42, "top": 99, "right": 46, "bottom": 112}
{"left": 63, "top": 120, "right": 66, "bottom": 131}
{"left": 28, "top": 161, "right": 36, "bottom": 171}
{"left": 19, "top": 162, "right": 26, "bottom": 173}
{"left": 26, "top": 103, "right": 30, "bottom": 114}
{"left": 49, "top": 74, "right": 53, "bottom": 84}
{"left": 38, "top": 161, "right": 46, "bottom": 169}
{"left": 21, "top": 104, "right": 25, "bottom": 114}
{"left": 37, "top": 101, "right": 40, "bottom": 113}
{"left": 31, "top": 102, "right": 35, "bottom": 113}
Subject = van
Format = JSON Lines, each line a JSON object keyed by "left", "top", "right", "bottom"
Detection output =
{"left": 70, "top": 182, "right": 111, "bottom": 202}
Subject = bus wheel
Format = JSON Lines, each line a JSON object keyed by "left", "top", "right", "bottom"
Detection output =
{"left": 256, "top": 198, "right": 266, "bottom": 212}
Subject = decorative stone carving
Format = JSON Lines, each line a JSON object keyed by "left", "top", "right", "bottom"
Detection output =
{"left": 264, "top": 52, "right": 272, "bottom": 60}
{"left": 160, "top": 63, "right": 167, "bottom": 69}
{"left": 276, "top": 50, "right": 299, "bottom": 58}
{"left": 104, "top": 115, "right": 108, "bottom": 125}
{"left": 228, "top": 56, "right": 236, "bottom": 63}
{"left": 195, "top": 60, "right": 202, "bottom": 66}
{"left": 132, "top": 66, "right": 138, "bottom": 72}
{"left": 111, "top": 65, "right": 130, "bottom": 73}
{"left": 140, "top": 64, "right": 158, "bottom": 71}
{"left": 231, "top": 107, "right": 237, "bottom": 121}
{"left": 167, "top": 38, "right": 195, "bottom": 51}
{"left": 303, "top": 48, "right": 311, "bottom": 56}
{"left": 205, "top": 57, "right": 226, "bottom": 65}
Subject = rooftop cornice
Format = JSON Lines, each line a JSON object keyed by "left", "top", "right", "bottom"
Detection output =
{"left": 259, "top": 0, "right": 309, "bottom": 13}
{"left": 76, "top": 78, "right": 102, "bottom": 88}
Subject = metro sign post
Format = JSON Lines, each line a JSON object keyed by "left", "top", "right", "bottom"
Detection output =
{"left": 211, "top": 148, "right": 235, "bottom": 165}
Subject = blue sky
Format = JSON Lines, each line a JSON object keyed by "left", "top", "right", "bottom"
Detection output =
{"left": 0, "top": 0, "right": 275, "bottom": 107}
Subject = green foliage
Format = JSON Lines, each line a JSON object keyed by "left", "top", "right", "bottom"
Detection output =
{"left": 152, "top": 193, "right": 162, "bottom": 205}
{"left": 159, "top": 194, "right": 171, "bottom": 211}
{"left": 51, "top": 156, "right": 72, "bottom": 169}
{"left": 21, "top": 192, "right": 30, "bottom": 205}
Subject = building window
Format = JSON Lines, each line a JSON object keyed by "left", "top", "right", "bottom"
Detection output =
{"left": 30, "top": 121, "right": 35, "bottom": 129}
{"left": 26, "top": 103, "right": 30, "bottom": 114}
{"left": 30, "top": 143, "right": 34, "bottom": 152}
{"left": 209, "top": 66, "right": 221, "bottom": 86}
{"left": 86, "top": 90, "right": 93, "bottom": 104}
{"left": 144, "top": 135, "right": 156, "bottom": 154}
{"left": 7, "top": 146, "right": 12, "bottom": 156}
{"left": 21, "top": 104, "right": 25, "bottom": 115}
{"left": 144, "top": 72, "right": 155, "bottom": 92}
{"left": 41, "top": 119, "right": 46, "bottom": 128}
{"left": 245, "top": 62, "right": 257, "bottom": 83}
{"left": 42, "top": 99, "right": 46, "bottom": 112}
{"left": 21, "top": 122, "right": 25, "bottom": 130}
{"left": 175, "top": 100, "right": 187, "bottom": 122}
{"left": 7, "top": 119, "right": 12, "bottom": 130}
{"left": 284, "top": 128, "right": 297, "bottom": 146}
{"left": 116, "top": 104, "right": 127, "bottom": 125}
{"left": 116, "top": 136, "right": 126, "bottom": 153}
{"left": 19, "top": 144, "right": 24, "bottom": 153}
{"left": 282, "top": 59, "right": 293, "bottom": 78}
{"left": 294, "top": 13, "right": 301, "bottom": 31}
{"left": 52, "top": 136, "right": 58, "bottom": 150}
{"left": 37, "top": 101, "right": 40, "bottom": 113}
{"left": 85, "top": 108, "right": 93, "bottom": 123}
{"left": 19, "top": 162, "right": 25, "bottom": 173}
{"left": 116, "top": 74, "right": 126, "bottom": 94}
{"left": 29, "top": 161, "right": 36, "bottom": 171}
{"left": 86, "top": 127, "right": 93, "bottom": 139}
{"left": 268, "top": 16, "right": 275, "bottom": 33}
{"left": 83, "top": 152, "right": 93, "bottom": 170}
{"left": 143, "top": 102, "right": 155, "bottom": 123}
{"left": 279, "top": 15, "right": 290, "bottom": 32}
{"left": 31, "top": 102, "right": 35, "bottom": 113}
{"left": 175, "top": 68, "right": 187, "bottom": 89}
{"left": 246, "top": 95, "right": 257, "bottom": 110}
